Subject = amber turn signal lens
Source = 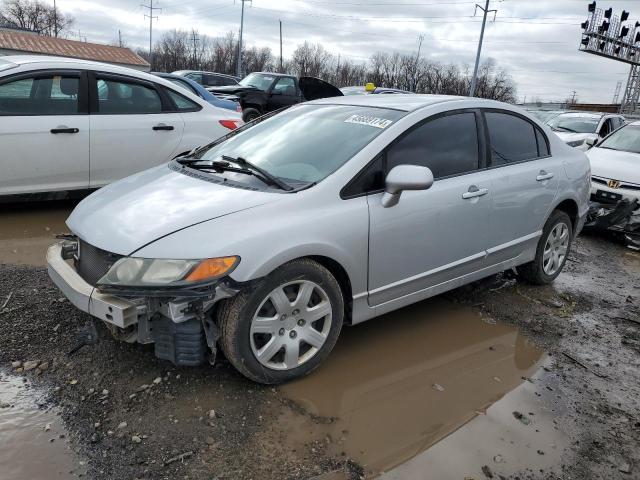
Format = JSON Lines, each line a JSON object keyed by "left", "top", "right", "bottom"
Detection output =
{"left": 185, "top": 256, "right": 239, "bottom": 282}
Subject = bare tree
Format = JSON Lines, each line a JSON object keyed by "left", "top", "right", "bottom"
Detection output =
{"left": 0, "top": 0, "right": 74, "bottom": 36}
{"left": 144, "top": 31, "right": 517, "bottom": 103}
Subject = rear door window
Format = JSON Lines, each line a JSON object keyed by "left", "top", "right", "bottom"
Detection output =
{"left": 387, "top": 111, "right": 480, "bottom": 178}
{"left": 0, "top": 73, "right": 80, "bottom": 115}
{"left": 95, "top": 76, "right": 162, "bottom": 114}
{"left": 484, "top": 111, "right": 540, "bottom": 165}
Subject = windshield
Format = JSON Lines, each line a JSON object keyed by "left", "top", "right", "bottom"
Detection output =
{"left": 598, "top": 124, "right": 640, "bottom": 154}
{"left": 529, "top": 111, "right": 561, "bottom": 123}
{"left": 196, "top": 104, "right": 404, "bottom": 184}
{"left": 547, "top": 114, "right": 599, "bottom": 133}
{"left": 239, "top": 73, "right": 276, "bottom": 91}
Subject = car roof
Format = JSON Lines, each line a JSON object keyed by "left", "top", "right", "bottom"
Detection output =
{"left": 557, "top": 111, "right": 622, "bottom": 119}
{"left": 247, "top": 71, "right": 294, "bottom": 78}
{"left": 172, "top": 70, "right": 237, "bottom": 78}
{"left": 308, "top": 94, "right": 500, "bottom": 112}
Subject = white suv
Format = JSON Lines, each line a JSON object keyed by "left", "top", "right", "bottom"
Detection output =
{"left": 0, "top": 55, "right": 242, "bottom": 198}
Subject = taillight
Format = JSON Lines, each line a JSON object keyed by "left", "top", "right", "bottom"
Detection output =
{"left": 219, "top": 119, "right": 241, "bottom": 130}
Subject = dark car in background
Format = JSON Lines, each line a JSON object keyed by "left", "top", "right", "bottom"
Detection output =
{"left": 172, "top": 70, "right": 240, "bottom": 88}
{"left": 207, "top": 72, "right": 343, "bottom": 121}
{"left": 153, "top": 72, "right": 242, "bottom": 113}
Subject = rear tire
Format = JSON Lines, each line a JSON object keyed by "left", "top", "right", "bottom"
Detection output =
{"left": 217, "top": 259, "right": 344, "bottom": 384}
{"left": 517, "top": 210, "right": 573, "bottom": 285}
{"left": 242, "top": 108, "right": 261, "bottom": 122}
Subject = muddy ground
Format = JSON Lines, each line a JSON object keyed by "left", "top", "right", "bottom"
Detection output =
{"left": 0, "top": 202, "right": 639, "bottom": 480}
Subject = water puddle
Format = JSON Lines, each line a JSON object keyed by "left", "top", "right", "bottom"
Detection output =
{"left": 0, "top": 202, "right": 75, "bottom": 266}
{"left": 0, "top": 371, "right": 80, "bottom": 479}
{"left": 279, "top": 298, "right": 567, "bottom": 478}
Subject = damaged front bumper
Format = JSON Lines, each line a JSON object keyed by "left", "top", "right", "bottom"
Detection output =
{"left": 46, "top": 242, "right": 238, "bottom": 366}
{"left": 584, "top": 199, "right": 640, "bottom": 248}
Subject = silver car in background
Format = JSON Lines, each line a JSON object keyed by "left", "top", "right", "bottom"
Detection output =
{"left": 47, "top": 95, "right": 591, "bottom": 384}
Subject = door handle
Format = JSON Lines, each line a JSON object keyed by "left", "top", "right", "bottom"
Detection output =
{"left": 462, "top": 185, "right": 489, "bottom": 199}
{"left": 536, "top": 170, "right": 554, "bottom": 181}
{"left": 50, "top": 127, "right": 79, "bottom": 134}
{"left": 153, "top": 124, "right": 174, "bottom": 131}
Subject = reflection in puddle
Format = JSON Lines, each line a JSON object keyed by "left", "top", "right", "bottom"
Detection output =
{"left": 0, "top": 203, "right": 74, "bottom": 266}
{"left": 280, "top": 299, "right": 562, "bottom": 478}
{"left": 0, "top": 372, "right": 79, "bottom": 479}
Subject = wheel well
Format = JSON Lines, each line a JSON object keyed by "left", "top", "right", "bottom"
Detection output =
{"left": 307, "top": 255, "right": 353, "bottom": 325}
{"left": 242, "top": 104, "right": 262, "bottom": 112}
{"left": 554, "top": 199, "right": 579, "bottom": 231}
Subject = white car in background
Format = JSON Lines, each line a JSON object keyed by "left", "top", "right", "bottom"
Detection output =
{"left": 0, "top": 55, "right": 242, "bottom": 198}
{"left": 586, "top": 121, "right": 640, "bottom": 203}
{"left": 547, "top": 112, "right": 625, "bottom": 151}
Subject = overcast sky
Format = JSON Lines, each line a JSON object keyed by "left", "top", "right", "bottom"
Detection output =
{"left": 54, "top": 0, "right": 640, "bottom": 103}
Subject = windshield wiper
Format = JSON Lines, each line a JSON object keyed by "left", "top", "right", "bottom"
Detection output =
{"left": 222, "top": 155, "right": 293, "bottom": 191}
{"left": 552, "top": 126, "right": 579, "bottom": 133}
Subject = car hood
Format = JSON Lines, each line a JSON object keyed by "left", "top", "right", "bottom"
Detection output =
{"left": 207, "top": 85, "right": 258, "bottom": 95}
{"left": 67, "top": 164, "right": 279, "bottom": 256}
{"left": 587, "top": 147, "right": 640, "bottom": 184}
{"left": 553, "top": 131, "right": 595, "bottom": 143}
{"left": 299, "top": 77, "right": 343, "bottom": 100}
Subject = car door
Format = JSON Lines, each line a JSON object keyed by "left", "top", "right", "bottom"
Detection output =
{"left": 0, "top": 69, "right": 89, "bottom": 195}
{"left": 598, "top": 116, "right": 614, "bottom": 139}
{"left": 267, "top": 77, "right": 300, "bottom": 111}
{"left": 481, "top": 110, "right": 559, "bottom": 266}
{"left": 366, "top": 109, "right": 493, "bottom": 306}
{"left": 88, "top": 72, "right": 185, "bottom": 187}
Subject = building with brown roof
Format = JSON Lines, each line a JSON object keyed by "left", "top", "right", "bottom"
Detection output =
{"left": 0, "top": 29, "right": 150, "bottom": 71}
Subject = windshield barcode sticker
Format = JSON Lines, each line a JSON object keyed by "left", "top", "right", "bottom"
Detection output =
{"left": 344, "top": 115, "right": 393, "bottom": 129}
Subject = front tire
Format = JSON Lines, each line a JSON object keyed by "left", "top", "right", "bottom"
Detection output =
{"left": 217, "top": 259, "right": 344, "bottom": 384}
{"left": 517, "top": 210, "right": 573, "bottom": 285}
{"left": 242, "top": 107, "right": 261, "bottom": 122}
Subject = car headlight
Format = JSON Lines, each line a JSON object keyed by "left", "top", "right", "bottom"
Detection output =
{"left": 567, "top": 139, "right": 585, "bottom": 148}
{"left": 98, "top": 256, "right": 239, "bottom": 287}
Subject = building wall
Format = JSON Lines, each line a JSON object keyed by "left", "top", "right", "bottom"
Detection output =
{"left": 0, "top": 48, "right": 150, "bottom": 72}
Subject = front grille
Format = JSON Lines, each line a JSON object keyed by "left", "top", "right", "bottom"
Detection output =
{"left": 75, "top": 240, "right": 123, "bottom": 286}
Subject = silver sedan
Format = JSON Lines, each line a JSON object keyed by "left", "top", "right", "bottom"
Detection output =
{"left": 48, "top": 95, "right": 591, "bottom": 383}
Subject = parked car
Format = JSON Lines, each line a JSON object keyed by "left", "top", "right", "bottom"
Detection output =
{"left": 48, "top": 95, "right": 590, "bottom": 384}
{"left": 547, "top": 112, "right": 625, "bottom": 151}
{"left": 0, "top": 55, "right": 243, "bottom": 198}
{"left": 152, "top": 72, "right": 241, "bottom": 113}
{"left": 207, "top": 72, "right": 343, "bottom": 121}
{"left": 586, "top": 121, "right": 640, "bottom": 204}
{"left": 341, "top": 84, "right": 414, "bottom": 95}
{"left": 172, "top": 70, "right": 239, "bottom": 88}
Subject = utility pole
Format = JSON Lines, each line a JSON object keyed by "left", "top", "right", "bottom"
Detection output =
{"left": 236, "top": 0, "right": 251, "bottom": 78}
{"left": 191, "top": 29, "right": 200, "bottom": 69}
{"left": 279, "top": 20, "right": 283, "bottom": 73}
{"left": 414, "top": 34, "right": 424, "bottom": 91}
{"left": 53, "top": 0, "right": 58, "bottom": 37}
{"left": 118, "top": 29, "right": 123, "bottom": 47}
{"left": 142, "top": 0, "right": 161, "bottom": 68}
{"left": 469, "top": 0, "right": 497, "bottom": 97}
{"left": 571, "top": 90, "right": 577, "bottom": 104}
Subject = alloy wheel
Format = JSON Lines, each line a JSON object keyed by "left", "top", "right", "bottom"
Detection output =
{"left": 250, "top": 280, "right": 332, "bottom": 370}
{"left": 542, "top": 222, "right": 569, "bottom": 276}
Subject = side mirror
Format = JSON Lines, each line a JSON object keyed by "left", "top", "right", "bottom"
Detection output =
{"left": 585, "top": 138, "right": 597, "bottom": 148}
{"left": 270, "top": 90, "right": 282, "bottom": 96}
{"left": 381, "top": 165, "right": 434, "bottom": 208}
